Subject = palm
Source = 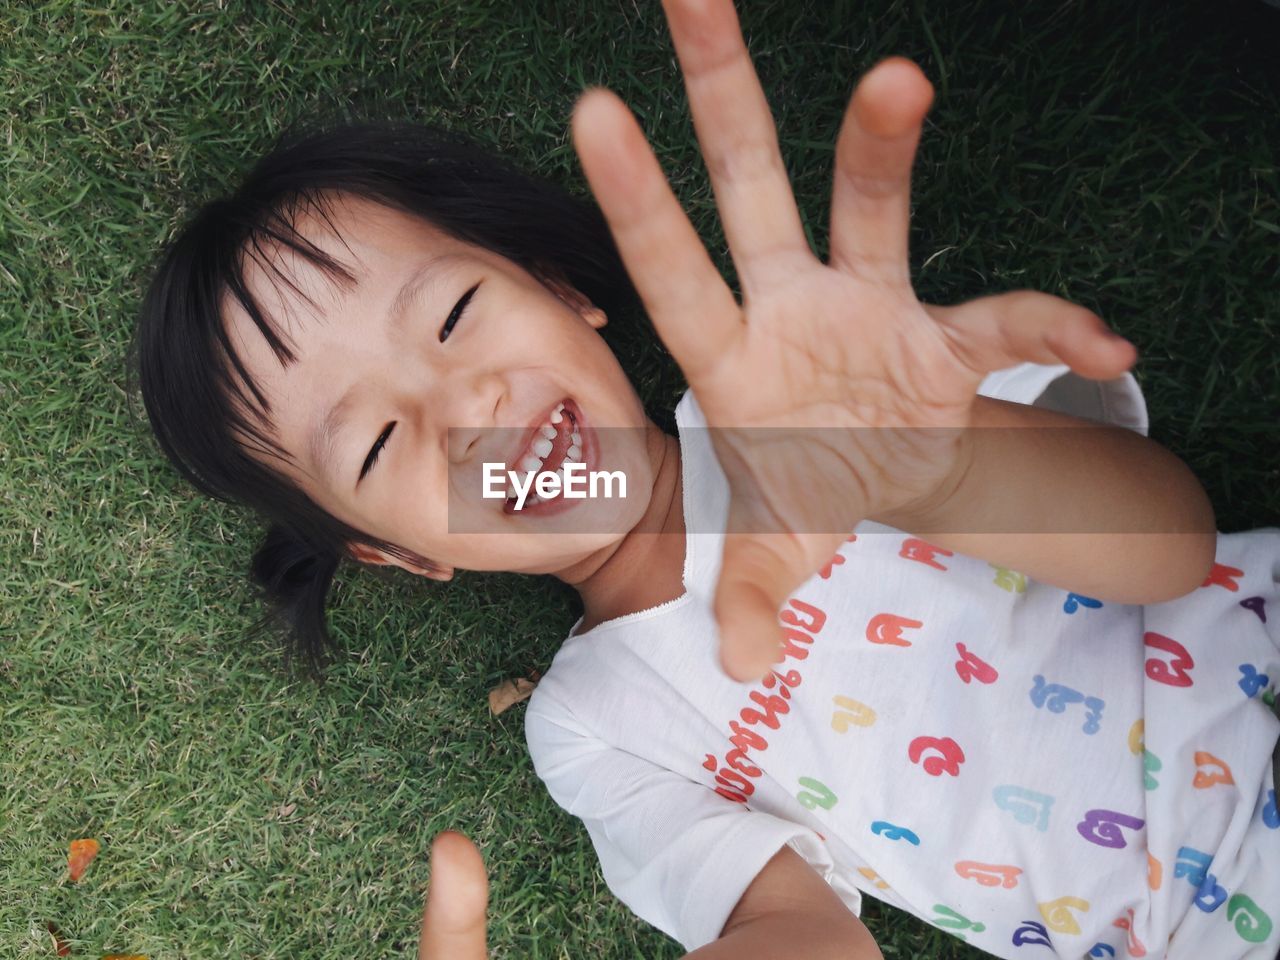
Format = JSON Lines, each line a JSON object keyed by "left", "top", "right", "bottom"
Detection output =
{"left": 573, "top": 0, "right": 1136, "bottom": 681}
{"left": 701, "top": 264, "right": 976, "bottom": 456}
{"left": 694, "top": 267, "right": 979, "bottom": 643}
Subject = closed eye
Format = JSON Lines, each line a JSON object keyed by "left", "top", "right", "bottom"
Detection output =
{"left": 440, "top": 282, "right": 481, "bottom": 342}
{"left": 360, "top": 422, "right": 394, "bottom": 482}
{"left": 358, "top": 281, "right": 483, "bottom": 484}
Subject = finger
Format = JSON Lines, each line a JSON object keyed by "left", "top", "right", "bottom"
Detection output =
{"left": 572, "top": 87, "right": 742, "bottom": 381}
{"left": 927, "top": 290, "right": 1138, "bottom": 381}
{"left": 714, "top": 531, "right": 804, "bottom": 683}
{"left": 419, "top": 831, "right": 489, "bottom": 960}
{"left": 828, "top": 57, "right": 935, "bottom": 284}
{"left": 659, "top": 0, "right": 813, "bottom": 294}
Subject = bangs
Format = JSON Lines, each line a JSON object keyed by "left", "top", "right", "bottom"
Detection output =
{"left": 215, "top": 190, "right": 360, "bottom": 466}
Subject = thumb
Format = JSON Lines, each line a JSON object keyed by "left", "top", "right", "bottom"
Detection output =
{"left": 927, "top": 290, "right": 1137, "bottom": 381}
{"left": 714, "top": 533, "right": 801, "bottom": 683}
{"left": 419, "top": 831, "right": 489, "bottom": 960}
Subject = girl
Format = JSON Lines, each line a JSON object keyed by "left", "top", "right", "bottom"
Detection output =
{"left": 131, "top": 0, "right": 1279, "bottom": 957}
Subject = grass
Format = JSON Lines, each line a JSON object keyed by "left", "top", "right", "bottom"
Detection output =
{"left": 2, "top": 0, "right": 1278, "bottom": 957}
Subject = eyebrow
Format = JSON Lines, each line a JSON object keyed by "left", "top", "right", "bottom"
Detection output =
{"left": 306, "top": 256, "right": 452, "bottom": 487}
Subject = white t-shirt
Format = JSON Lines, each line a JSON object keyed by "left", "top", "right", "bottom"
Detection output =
{"left": 525, "top": 364, "right": 1280, "bottom": 958}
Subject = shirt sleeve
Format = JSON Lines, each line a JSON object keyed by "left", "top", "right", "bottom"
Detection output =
{"left": 525, "top": 695, "right": 844, "bottom": 953}
{"left": 976, "top": 362, "right": 1149, "bottom": 435}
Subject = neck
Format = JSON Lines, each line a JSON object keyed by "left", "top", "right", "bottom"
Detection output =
{"left": 556, "top": 422, "right": 685, "bottom": 630}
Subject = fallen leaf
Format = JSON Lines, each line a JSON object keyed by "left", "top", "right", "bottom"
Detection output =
{"left": 67, "top": 839, "right": 99, "bottom": 883}
{"left": 46, "top": 921, "right": 70, "bottom": 956}
{"left": 276, "top": 803, "right": 296, "bottom": 818}
{"left": 487, "top": 677, "right": 537, "bottom": 715}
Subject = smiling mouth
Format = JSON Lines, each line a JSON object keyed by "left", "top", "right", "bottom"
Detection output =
{"left": 503, "top": 398, "right": 584, "bottom": 510}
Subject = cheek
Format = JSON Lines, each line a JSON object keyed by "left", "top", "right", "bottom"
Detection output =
{"left": 356, "top": 480, "right": 454, "bottom": 560}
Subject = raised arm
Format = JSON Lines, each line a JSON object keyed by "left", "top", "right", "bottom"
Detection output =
{"left": 875, "top": 381, "right": 1217, "bottom": 605}
{"left": 572, "top": 0, "right": 1196, "bottom": 681}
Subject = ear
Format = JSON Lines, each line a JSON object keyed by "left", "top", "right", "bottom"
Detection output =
{"left": 537, "top": 266, "right": 608, "bottom": 330}
{"left": 348, "top": 542, "right": 454, "bottom": 582}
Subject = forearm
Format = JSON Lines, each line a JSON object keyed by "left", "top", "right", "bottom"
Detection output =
{"left": 877, "top": 394, "right": 1217, "bottom": 604}
{"left": 684, "top": 909, "right": 881, "bottom": 960}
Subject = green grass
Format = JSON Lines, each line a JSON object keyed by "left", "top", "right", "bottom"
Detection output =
{"left": 2, "top": 0, "right": 1278, "bottom": 957}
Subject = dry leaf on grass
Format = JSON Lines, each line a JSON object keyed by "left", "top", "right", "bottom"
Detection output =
{"left": 487, "top": 677, "right": 537, "bottom": 715}
{"left": 46, "top": 921, "right": 70, "bottom": 956}
{"left": 67, "top": 839, "right": 99, "bottom": 883}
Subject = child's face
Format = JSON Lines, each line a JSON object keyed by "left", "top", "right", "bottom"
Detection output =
{"left": 223, "top": 194, "right": 658, "bottom": 577}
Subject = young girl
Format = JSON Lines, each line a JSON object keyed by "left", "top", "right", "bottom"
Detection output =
{"left": 131, "top": 0, "right": 1279, "bottom": 957}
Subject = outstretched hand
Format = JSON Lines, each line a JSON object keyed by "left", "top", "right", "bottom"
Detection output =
{"left": 571, "top": 0, "right": 1136, "bottom": 682}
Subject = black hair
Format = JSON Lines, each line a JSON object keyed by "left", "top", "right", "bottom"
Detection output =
{"left": 127, "top": 119, "right": 641, "bottom": 677}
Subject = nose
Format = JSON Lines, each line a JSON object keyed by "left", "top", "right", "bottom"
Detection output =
{"left": 443, "top": 370, "right": 506, "bottom": 464}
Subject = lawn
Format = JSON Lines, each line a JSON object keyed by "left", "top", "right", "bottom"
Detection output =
{"left": 2, "top": 0, "right": 1278, "bottom": 957}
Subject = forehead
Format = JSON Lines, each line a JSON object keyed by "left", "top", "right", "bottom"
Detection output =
{"left": 232, "top": 194, "right": 461, "bottom": 326}
{"left": 219, "top": 195, "right": 465, "bottom": 469}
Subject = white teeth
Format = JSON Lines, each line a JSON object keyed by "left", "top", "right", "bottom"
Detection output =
{"left": 511, "top": 403, "right": 572, "bottom": 484}
{"left": 566, "top": 444, "right": 581, "bottom": 461}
